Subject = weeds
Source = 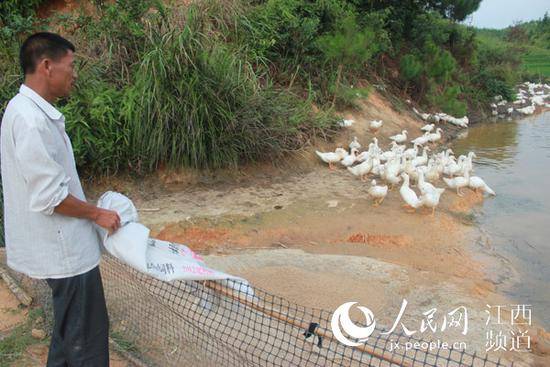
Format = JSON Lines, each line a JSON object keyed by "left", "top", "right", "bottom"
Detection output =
{"left": 0, "top": 308, "right": 47, "bottom": 367}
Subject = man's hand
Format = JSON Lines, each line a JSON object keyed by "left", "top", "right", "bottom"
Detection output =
{"left": 54, "top": 194, "right": 122, "bottom": 235}
{"left": 94, "top": 208, "right": 121, "bottom": 235}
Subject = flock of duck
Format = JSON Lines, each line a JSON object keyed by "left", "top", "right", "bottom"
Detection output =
{"left": 490, "top": 81, "right": 550, "bottom": 118}
{"left": 316, "top": 120, "right": 496, "bottom": 215}
{"left": 317, "top": 82, "right": 550, "bottom": 215}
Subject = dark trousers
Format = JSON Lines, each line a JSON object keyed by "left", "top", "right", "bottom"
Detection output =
{"left": 45, "top": 265, "right": 110, "bottom": 367}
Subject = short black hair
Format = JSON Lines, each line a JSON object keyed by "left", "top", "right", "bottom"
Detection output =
{"left": 19, "top": 32, "right": 75, "bottom": 75}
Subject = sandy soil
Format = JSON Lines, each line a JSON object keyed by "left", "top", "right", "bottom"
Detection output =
{"left": 0, "top": 279, "right": 28, "bottom": 332}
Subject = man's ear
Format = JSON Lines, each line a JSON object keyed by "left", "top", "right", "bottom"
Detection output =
{"left": 41, "top": 58, "right": 52, "bottom": 77}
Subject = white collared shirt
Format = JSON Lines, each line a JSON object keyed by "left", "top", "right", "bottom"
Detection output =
{"left": 1, "top": 84, "right": 101, "bottom": 279}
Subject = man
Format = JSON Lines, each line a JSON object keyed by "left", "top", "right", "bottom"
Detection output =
{"left": 1, "top": 32, "right": 121, "bottom": 366}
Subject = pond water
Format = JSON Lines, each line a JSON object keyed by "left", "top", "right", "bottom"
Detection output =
{"left": 452, "top": 111, "right": 550, "bottom": 329}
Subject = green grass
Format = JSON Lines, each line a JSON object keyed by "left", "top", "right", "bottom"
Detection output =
{"left": 110, "top": 331, "right": 139, "bottom": 354}
{"left": 477, "top": 28, "right": 550, "bottom": 79}
{"left": 0, "top": 308, "right": 48, "bottom": 367}
{"left": 522, "top": 47, "right": 550, "bottom": 77}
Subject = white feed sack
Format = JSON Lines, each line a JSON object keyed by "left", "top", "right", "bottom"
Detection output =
{"left": 96, "top": 191, "right": 256, "bottom": 311}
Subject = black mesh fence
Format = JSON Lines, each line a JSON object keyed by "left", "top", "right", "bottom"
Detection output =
{"left": 0, "top": 251, "right": 514, "bottom": 367}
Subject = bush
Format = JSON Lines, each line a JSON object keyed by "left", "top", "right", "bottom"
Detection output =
{"left": 242, "top": 0, "right": 354, "bottom": 63}
{"left": 423, "top": 40, "right": 457, "bottom": 84}
{"left": 316, "top": 15, "right": 379, "bottom": 71}
{"left": 240, "top": 0, "right": 385, "bottom": 107}
{"left": 400, "top": 54, "right": 422, "bottom": 82}
{"left": 471, "top": 70, "right": 514, "bottom": 101}
{"left": 61, "top": 81, "right": 130, "bottom": 175}
{"left": 426, "top": 84, "right": 467, "bottom": 117}
{"left": 471, "top": 37, "right": 521, "bottom": 101}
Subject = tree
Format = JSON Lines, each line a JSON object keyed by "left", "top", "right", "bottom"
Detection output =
{"left": 429, "top": 0, "right": 482, "bottom": 22}
{"left": 357, "top": 0, "right": 481, "bottom": 21}
{"left": 506, "top": 23, "right": 529, "bottom": 44}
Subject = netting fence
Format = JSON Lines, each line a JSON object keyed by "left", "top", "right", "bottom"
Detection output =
{"left": 0, "top": 250, "right": 514, "bottom": 367}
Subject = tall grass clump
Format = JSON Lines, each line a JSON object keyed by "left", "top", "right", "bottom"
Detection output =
{"left": 124, "top": 5, "right": 337, "bottom": 172}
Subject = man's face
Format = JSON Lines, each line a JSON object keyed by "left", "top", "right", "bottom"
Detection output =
{"left": 46, "top": 50, "right": 76, "bottom": 98}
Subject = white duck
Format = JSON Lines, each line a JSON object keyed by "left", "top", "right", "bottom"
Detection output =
{"left": 379, "top": 149, "right": 396, "bottom": 162}
{"left": 413, "top": 107, "right": 431, "bottom": 121}
{"left": 347, "top": 157, "right": 373, "bottom": 181}
{"left": 382, "top": 157, "right": 402, "bottom": 188}
{"left": 385, "top": 156, "right": 401, "bottom": 176}
{"left": 382, "top": 166, "right": 401, "bottom": 188}
{"left": 403, "top": 144, "right": 419, "bottom": 160}
{"left": 411, "top": 132, "right": 431, "bottom": 146}
{"left": 355, "top": 151, "right": 370, "bottom": 162}
{"left": 428, "top": 128, "right": 443, "bottom": 143}
{"left": 368, "top": 138, "right": 381, "bottom": 156}
{"left": 443, "top": 171, "right": 470, "bottom": 196}
{"left": 424, "top": 160, "right": 441, "bottom": 182}
{"left": 469, "top": 175, "right": 496, "bottom": 196}
{"left": 400, "top": 173, "right": 423, "bottom": 212}
{"left": 369, "top": 120, "right": 383, "bottom": 133}
{"left": 417, "top": 170, "right": 437, "bottom": 195}
{"left": 421, "top": 123, "right": 435, "bottom": 132}
{"left": 429, "top": 114, "right": 441, "bottom": 124}
{"left": 316, "top": 147, "right": 348, "bottom": 170}
{"left": 463, "top": 152, "right": 476, "bottom": 172}
{"left": 371, "top": 157, "right": 384, "bottom": 177}
{"left": 411, "top": 147, "right": 430, "bottom": 167}
{"left": 391, "top": 141, "right": 406, "bottom": 154}
{"left": 389, "top": 130, "right": 408, "bottom": 144}
{"left": 349, "top": 136, "right": 361, "bottom": 152}
{"left": 341, "top": 148, "right": 360, "bottom": 167}
{"left": 442, "top": 156, "right": 462, "bottom": 177}
{"left": 420, "top": 187, "right": 445, "bottom": 216}
{"left": 338, "top": 119, "right": 355, "bottom": 127}
{"left": 439, "top": 149, "right": 455, "bottom": 166}
{"left": 403, "top": 157, "right": 420, "bottom": 183}
{"left": 368, "top": 179, "right": 388, "bottom": 206}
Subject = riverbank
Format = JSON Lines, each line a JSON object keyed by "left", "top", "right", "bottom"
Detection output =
{"left": 82, "top": 90, "right": 550, "bottom": 364}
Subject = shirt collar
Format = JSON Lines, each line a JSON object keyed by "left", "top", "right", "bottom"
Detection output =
{"left": 19, "top": 84, "right": 63, "bottom": 121}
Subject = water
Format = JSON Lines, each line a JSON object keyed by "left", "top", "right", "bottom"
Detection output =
{"left": 452, "top": 111, "right": 550, "bottom": 329}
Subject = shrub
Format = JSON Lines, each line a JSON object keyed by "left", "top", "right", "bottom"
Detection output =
{"left": 240, "top": 0, "right": 385, "bottom": 107}
{"left": 426, "top": 84, "right": 467, "bottom": 117}
{"left": 61, "top": 82, "right": 129, "bottom": 176}
{"left": 400, "top": 54, "right": 423, "bottom": 82}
